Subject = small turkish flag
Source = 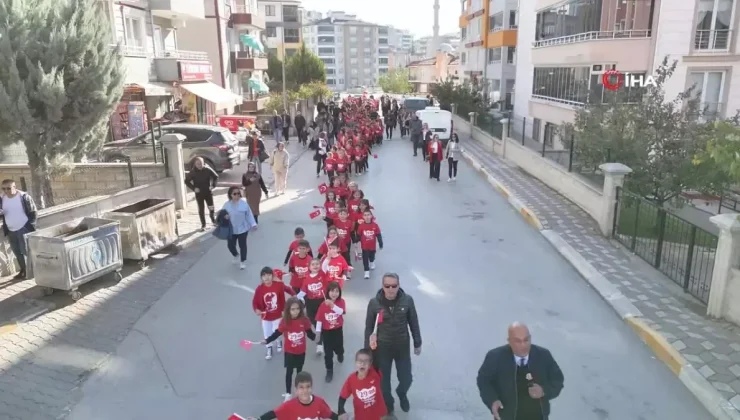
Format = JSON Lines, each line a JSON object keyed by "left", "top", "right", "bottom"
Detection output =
{"left": 309, "top": 209, "right": 322, "bottom": 219}
{"left": 373, "top": 154, "right": 378, "bottom": 159}
{"left": 228, "top": 415, "right": 246, "bottom": 420}
{"left": 318, "top": 183, "right": 328, "bottom": 194}
{"left": 239, "top": 340, "right": 253, "bottom": 351}
{"left": 377, "top": 309, "right": 384, "bottom": 324}
{"left": 273, "top": 269, "right": 285, "bottom": 280}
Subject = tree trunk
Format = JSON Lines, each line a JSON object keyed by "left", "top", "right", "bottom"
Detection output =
{"left": 27, "top": 151, "right": 54, "bottom": 208}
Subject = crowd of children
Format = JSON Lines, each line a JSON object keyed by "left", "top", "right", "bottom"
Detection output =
{"left": 243, "top": 96, "right": 391, "bottom": 420}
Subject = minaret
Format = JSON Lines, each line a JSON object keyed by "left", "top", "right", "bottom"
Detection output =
{"left": 430, "top": 0, "right": 440, "bottom": 57}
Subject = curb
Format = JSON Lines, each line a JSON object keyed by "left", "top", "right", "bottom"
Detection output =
{"left": 541, "top": 229, "right": 740, "bottom": 420}
{"left": 461, "top": 150, "right": 544, "bottom": 230}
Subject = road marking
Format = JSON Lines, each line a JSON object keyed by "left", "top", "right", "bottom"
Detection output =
{"left": 223, "top": 279, "right": 255, "bottom": 294}
{"left": 410, "top": 270, "right": 445, "bottom": 298}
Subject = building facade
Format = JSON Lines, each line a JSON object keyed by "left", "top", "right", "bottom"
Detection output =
{"left": 459, "top": 0, "right": 518, "bottom": 109}
{"left": 302, "top": 12, "right": 391, "bottom": 91}
{"left": 259, "top": 0, "right": 302, "bottom": 59}
{"left": 414, "top": 33, "right": 461, "bottom": 57}
{"left": 408, "top": 52, "right": 461, "bottom": 93}
{"left": 514, "top": 0, "right": 740, "bottom": 150}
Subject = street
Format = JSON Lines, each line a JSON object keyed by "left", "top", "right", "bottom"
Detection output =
{"left": 67, "top": 138, "right": 711, "bottom": 420}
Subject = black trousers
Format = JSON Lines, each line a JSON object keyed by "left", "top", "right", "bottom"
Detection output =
{"left": 429, "top": 157, "right": 441, "bottom": 180}
{"left": 321, "top": 327, "right": 344, "bottom": 370}
{"left": 305, "top": 297, "right": 322, "bottom": 326}
{"left": 448, "top": 158, "right": 458, "bottom": 178}
{"left": 316, "top": 155, "right": 326, "bottom": 175}
{"left": 327, "top": 170, "right": 335, "bottom": 184}
{"left": 412, "top": 137, "right": 421, "bottom": 156}
{"left": 195, "top": 191, "right": 215, "bottom": 227}
{"left": 421, "top": 143, "right": 428, "bottom": 160}
{"left": 361, "top": 249, "right": 376, "bottom": 271}
{"left": 375, "top": 345, "right": 412, "bottom": 410}
{"left": 297, "top": 127, "right": 306, "bottom": 144}
{"left": 342, "top": 250, "right": 353, "bottom": 270}
{"left": 282, "top": 127, "right": 290, "bottom": 142}
{"left": 284, "top": 353, "right": 306, "bottom": 394}
{"left": 227, "top": 232, "right": 248, "bottom": 262}
{"left": 385, "top": 125, "right": 393, "bottom": 138}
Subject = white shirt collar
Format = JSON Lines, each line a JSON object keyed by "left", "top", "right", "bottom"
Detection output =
{"left": 515, "top": 355, "right": 529, "bottom": 366}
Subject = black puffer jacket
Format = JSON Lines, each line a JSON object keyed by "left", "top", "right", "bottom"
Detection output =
{"left": 364, "top": 288, "right": 422, "bottom": 350}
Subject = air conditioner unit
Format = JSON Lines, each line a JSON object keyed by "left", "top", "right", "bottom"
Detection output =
{"left": 591, "top": 64, "right": 616, "bottom": 74}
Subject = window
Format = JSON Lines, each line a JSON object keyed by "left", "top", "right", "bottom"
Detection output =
{"left": 268, "top": 48, "right": 278, "bottom": 56}
{"left": 506, "top": 47, "right": 516, "bottom": 64}
{"left": 532, "top": 118, "right": 541, "bottom": 142}
{"left": 461, "top": 52, "right": 467, "bottom": 64}
{"left": 694, "top": 0, "right": 735, "bottom": 50}
{"left": 327, "top": 78, "right": 336, "bottom": 85}
{"left": 351, "top": 68, "right": 358, "bottom": 75}
{"left": 124, "top": 17, "right": 144, "bottom": 47}
{"left": 363, "top": 27, "right": 371, "bottom": 33}
{"left": 318, "top": 47, "right": 335, "bottom": 55}
{"left": 378, "top": 57, "right": 389, "bottom": 65}
{"left": 509, "top": 10, "right": 518, "bottom": 28}
{"left": 487, "top": 48, "right": 502, "bottom": 63}
{"left": 543, "top": 123, "right": 556, "bottom": 148}
{"left": 489, "top": 13, "right": 503, "bottom": 32}
{"left": 264, "top": 5, "right": 275, "bottom": 16}
{"left": 363, "top": 47, "right": 371, "bottom": 54}
{"left": 378, "top": 27, "right": 388, "bottom": 35}
{"left": 285, "top": 48, "right": 297, "bottom": 57}
{"left": 338, "top": 78, "right": 344, "bottom": 85}
{"left": 535, "top": 0, "right": 652, "bottom": 42}
{"left": 318, "top": 36, "right": 335, "bottom": 44}
{"left": 326, "top": 68, "right": 336, "bottom": 75}
{"left": 363, "top": 57, "right": 371, "bottom": 65}
{"left": 321, "top": 58, "right": 335, "bottom": 65}
{"left": 506, "top": 79, "right": 515, "bottom": 92}
{"left": 350, "top": 58, "right": 358, "bottom": 65}
{"left": 350, "top": 47, "right": 358, "bottom": 55}
{"left": 284, "top": 28, "right": 300, "bottom": 43}
{"left": 688, "top": 70, "right": 726, "bottom": 117}
{"left": 318, "top": 26, "right": 334, "bottom": 34}
{"left": 363, "top": 67, "right": 371, "bottom": 73}
{"left": 282, "top": 5, "right": 299, "bottom": 22}
{"left": 379, "top": 38, "right": 388, "bottom": 45}
{"left": 378, "top": 48, "right": 389, "bottom": 55}
{"left": 379, "top": 68, "right": 389, "bottom": 74}
{"left": 350, "top": 27, "right": 357, "bottom": 34}
{"left": 461, "top": 27, "right": 467, "bottom": 40}
{"left": 490, "top": 79, "right": 501, "bottom": 92}
{"left": 266, "top": 26, "right": 277, "bottom": 38}
{"left": 532, "top": 67, "right": 590, "bottom": 104}
{"left": 350, "top": 36, "right": 358, "bottom": 43}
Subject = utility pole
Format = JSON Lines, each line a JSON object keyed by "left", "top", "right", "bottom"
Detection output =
{"left": 281, "top": 41, "right": 287, "bottom": 112}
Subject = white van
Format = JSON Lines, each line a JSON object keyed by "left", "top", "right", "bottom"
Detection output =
{"left": 416, "top": 107, "right": 453, "bottom": 146}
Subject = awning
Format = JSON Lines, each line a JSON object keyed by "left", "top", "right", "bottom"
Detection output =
{"left": 180, "top": 81, "right": 243, "bottom": 109}
{"left": 143, "top": 82, "right": 174, "bottom": 97}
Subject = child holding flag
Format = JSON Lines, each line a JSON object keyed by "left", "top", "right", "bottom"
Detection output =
{"left": 252, "top": 267, "right": 296, "bottom": 360}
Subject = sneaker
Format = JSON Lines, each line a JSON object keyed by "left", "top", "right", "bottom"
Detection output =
{"left": 448, "top": 178, "right": 452, "bottom": 183}
{"left": 265, "top": 346, "right": 273, "bottom": 360}
{"left": 316, "top": 344, "right": 324, "bottom": 356}
{"left": 282, "top": 393, "right": 292, "bottom": 402}
{"left": 240, "top": 262, "right": 246, "bottom": 270}
{"left": 233, "top": 256, "right": 239, "bottom": 265}
{"left": 369, "top": 262, "right": 376, "bottom": 270}
{"left": 325, "top": 369, "right": 333, "bottom": 383}
{"left": 364, "top": 271, "right": 370, "bottom": 279}
{"left": 200, "top": 226, "right": 206, "bottom": 232}
{"left": 399, "top": 394, "right": 410, "bottom": 412}
{"left": 337, "top": 353, "right": 344, "bottom": 363}
{"left": 277, "top": 340, "right": 283, "bottom": 353}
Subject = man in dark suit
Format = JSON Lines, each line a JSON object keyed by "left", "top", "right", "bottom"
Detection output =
{"left": 476, "top": 322, "right": 564, "bottom": 420}
{"left": 281, "top": 110, "right": 291, "bottom": 144}
{"left": 421, "top": 123, "right": 432, "bottom": 161}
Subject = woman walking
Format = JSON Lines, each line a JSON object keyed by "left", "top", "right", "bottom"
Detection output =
{"left": 241, "top": 162, "right": 269, "bottom": 223}
{"left": 270, "top": 142, "right": 290, "bottom": 196}
{"left": 445, "top": 133, "right": 462, "bottom": 182}
{"left": 427, "top": 134, "right": 443, "bottom": 182}
{"left": 221, "top": 186, "right": 258, "bottom": 270}
{"left": 314, "top": 132, "right": 328, "bottom": 178}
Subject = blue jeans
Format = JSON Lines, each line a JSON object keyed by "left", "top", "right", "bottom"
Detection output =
{"left": 7, "top": 225, "right": 30, "bottom": 272}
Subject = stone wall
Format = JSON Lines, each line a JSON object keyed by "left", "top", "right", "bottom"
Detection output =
{"left": 0, "top": 163, "right": 167, "bottom": 205}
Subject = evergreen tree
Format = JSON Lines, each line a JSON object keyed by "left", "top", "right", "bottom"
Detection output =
{"left": 285, "top": 45, "right": 326, "bottom": 90}
{"left": 0, "top": 0, "right": 124, "bottom": 206}
{"left": 378, "top": 68, "right": 412, "bottom": 94}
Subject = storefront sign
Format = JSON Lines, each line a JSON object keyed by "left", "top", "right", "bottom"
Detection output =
{"left": 179, "top": 61, "right": 213, "bottom": 82}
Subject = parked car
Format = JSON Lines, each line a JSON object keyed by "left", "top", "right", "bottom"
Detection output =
{"left": 101, "top": 124, "right": 241, "bottom": 172}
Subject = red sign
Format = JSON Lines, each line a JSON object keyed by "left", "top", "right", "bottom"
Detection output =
{"left": 179, "top": 61, "right": 213, "bottom": 81}
{"left": 217, "top": 115, "right": 256, "bottom": 133}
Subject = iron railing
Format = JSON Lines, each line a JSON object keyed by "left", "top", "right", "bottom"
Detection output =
{"left": 110, "top": 43, "right": 149, "bottom": 57}
{"left": 533, "top": 30, "right": 652, "bottom": 48}
{"left": 694, "top": 29, "right": 732, "bottom": 51}
{"left": 155, "top": 49, "right": 209, "bottom": 60}
{"left": 613, "top": 187, "right": 717, "bottom": 304}
{"left": 719, "top": 188, "right": 740, "bottom": 214}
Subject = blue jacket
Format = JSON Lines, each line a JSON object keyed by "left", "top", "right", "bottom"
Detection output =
{"left": 221, "top": 199, "right": 257, "bottom": 234}
{"left": 212, "top": 209, "right": 232, "bottom": 240}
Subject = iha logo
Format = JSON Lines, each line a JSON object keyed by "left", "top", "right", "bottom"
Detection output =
{"left": 602, "top": 69, "right": 657, "bottom": 91}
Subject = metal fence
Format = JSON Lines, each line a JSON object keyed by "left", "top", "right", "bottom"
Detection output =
{"left": 613, "top": 187, "right": 717, "bottom": 304}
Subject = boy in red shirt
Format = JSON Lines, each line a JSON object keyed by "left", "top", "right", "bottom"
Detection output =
{"left": 252, "top": 266, "right": 295, "bottom": 360}
{"left": 324, "top": 151, "right": 337, "bottom": 184}
{"left": 248, "top": 372, "right": 339, "bottom": 420}
{"left": 321, "top": 239, "right": 351, "bottom": 288}
{"left": 283, "top": 227, "right": 312, "bottom": 266}
{"left": 353, "top": 144, "right": 364, "bottom": 175}
{"left": 337, "top": 349, "right": 388, "bottom": 420}
{"left": 332, "top": 208, "right": 355, "bottom": 277}
{"left": 335, "top": 148, "right": 350, "bottom": 176}
{"left": 316, "top": 281, "right": 346, "bottom": 383}
{"left": 356, "top": 210, "right": 383, "bottom": 279}
{"left": 288, "top": 240, "right": 312, "bottom": 294}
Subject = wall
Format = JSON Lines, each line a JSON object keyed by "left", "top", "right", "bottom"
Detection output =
{"left": 722, "top": 269, "right": 740, "bottom": 326}
{"left": 513, "top": 0, "right": 536, "bottom": 125}
{"left": 0, "top": 177, "right": 177, "bottom": 276}
{"left": 0, "top": 163, "right": 167, "bottom": 205}
{"left": 176, "top": 19, "right": 222, "bottom": 85}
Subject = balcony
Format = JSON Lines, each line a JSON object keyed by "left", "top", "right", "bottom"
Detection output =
{"left": 231, "top": 51, "right": 268, "bottom": 71}
{"left": 532, "top": 30, "right": 652, "bottom": 69}
{"left": 110, "top": 44, "right": 150, "bottom": 85}
{"left": 149, "top": 0, "right": 205, "bottom": 20}
{"left": 487, "top": 29, "right": 517, "bottom": 48}
{"left": 242, "top": 93, "right": 269, "bottom": 112}
{"left": 284, "top": 36, "right": 301, "bottom": 44}
{"left": 230, "top": 5, "right": 265, "bottom": 30}
{"left": 694, "top": 29, "right": 732, "bottom": 52}
{"left": 153, "top": 49, "right": 211, "bottom": 82}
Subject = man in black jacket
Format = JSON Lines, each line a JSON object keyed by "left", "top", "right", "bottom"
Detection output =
{"left": 364, "top": 273, "right": 422, "bottom": 415}
{"left": 294, "top": 111, "right": 307, "bottom": 146}
{"left": 476, "top": 323, "right": 564, "bottom": 420}
{"left": 184, "top": 157, "right": 219, "bottom": 231}
{"left": 0, "top": 179, "right": 38, "bottom": 279}
{"left": 281, "top": 110, "right": 291, "bottom": 144}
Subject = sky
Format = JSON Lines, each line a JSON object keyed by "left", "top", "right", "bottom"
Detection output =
{"left": 300, "top": 0, "right": 461, "bottom": 37}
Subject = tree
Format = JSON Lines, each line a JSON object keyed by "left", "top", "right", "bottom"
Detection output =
{"left": 285, "top": 45, "right": 326, "bottom": 90}
{"left": 298, "top": 82, "right": 332, "bottom": 102}
{"left": 266, "top": 53, "right": 283, "bottom": 92}
{"left": 0, "top": 0, "right": 124, "bottom": 206}
{"left": 378, "top": 68, "right": 412, "bottom": 94}
{"left": 431, "top": 78, "right": 488, "bottom": 117}
{"left": 563, "top": 57, "right": 717, "bottom": 206}
{"left": 264, "top": 91, "right": 299, "bottom": 114}
{"left": 695, "top": 121, "right": 740, "bottom": 184}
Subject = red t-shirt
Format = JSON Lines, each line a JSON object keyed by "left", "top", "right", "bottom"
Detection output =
{"left": 356, "top": 221, "right": 381, "bottom": 251}
{"left": 278, "top": 316, "right": 313, "bottom": 355}
{"left": 333, "top": 217, "right": 354, "bottom": 245}
{"left": 339, "top": 368, "right": 387, "bottom": 420}
{"left": 324, "top": 201, "right": 338, "bottom": 219}
{"left": 353, "top": 210, "right": 375, "bottom": 225}
{"left": 288, "top": 254, "right": 312, "bottom": 289}
{"left": 318, "top": 237, "right": 348, "bottom": 254}
{"left": 252, "top": 281, "right": 295, "bottom": 321}
{"left": 301, "top": 272, "right": 327, "bottom": 300}
{"left": 324, "top": 157, "right": 336, "bottom": 172}
{"left": 288, "top": 239, "right": 312, "bottom": 256}
{"left": 331, "top": 186, "right": 350, "bottom": 200}
{"left": 323, "top": 255, "right": 350, "bottom": 288}
{"left": 353, "top": 149, "right": 364, "bottom": 161}
{"left": 348, "top": 199, "right": 361, "bottom": 215}
{"left": 274, "top": 395, "right": 334, "bottom": 419}
{"left": 335, "top": 156, "right": 349, "bottom": 173}
{"left": 316, "top": 298, "right": 345, "bottom": 330}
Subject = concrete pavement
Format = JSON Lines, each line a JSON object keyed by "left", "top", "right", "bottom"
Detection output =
{"left": 67, "top": 138, "right": 710, "bottom": 420}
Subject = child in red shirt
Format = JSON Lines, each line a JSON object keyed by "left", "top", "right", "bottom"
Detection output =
{"left": 323, "top": 191, "right": 338, "bottom": 227}
{"left": 288, "top": 240, "right": 312, "bottom": 294}
{"left": 335, "top": 148, "right": 350, "bottom": 176}
{"left": 324, "top": 151, "right": 337, "bottom": 184}
{"left": 330, "top": 177, "right": 350, "bottom": 202}
{"left": 356, "top": 210, "right": 383, "bottom": 279}
{"left": 316, "top": 281, "right": 346, "bottom": 383}
{"left": 321, "top": 239, "right": 351, "bottom": 289}
{"left": 332, "top": 208, "right": 355, "bottom": 276}
{"left": 250, "top": 371, "right": 338, "bottom": 419}
{"left": 353, "top": 145, "right": 364, "bottom": 174}
{"left": 262, "top": 297, "right": 317, "bottom": 401}
{"left": 317, "top": 226, "right": 348, "bottom": 257}
{"left": 338, "top": 349, "right": 388, "bottom": 420}
{"left": 348, "top": 189, "right": 364, "bottom": 216}
{"left": 283, "top": 226, "right": 313, "bottom": 266}
{"left": 252, "top": 267, "right": 295, "bottom": 360}
{"left": 297, "top": 258, "right": 327, "bottom": 329}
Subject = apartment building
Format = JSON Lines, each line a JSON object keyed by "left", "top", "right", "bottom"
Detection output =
{"left": 515, "top": 0, "right": 740, "bottom": 149}
{"left": 302, "top": 12, "right": 391, "bottom": 91}
{"left": 459, "top": 0, "right": 518, "bottom": 109}
{"left": 388, "top": 27, "right": 414, "bottom": 51}
{"left": 414, "top": 33, "right": 461, "bottom": 56}
{"left": 408, "top": 52, "right": 461, "bottom": 93}
{"left": 259, "top": 0, "right": 302, "bottom": 59}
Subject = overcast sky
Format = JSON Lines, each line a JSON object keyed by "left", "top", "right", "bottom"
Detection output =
{"left": 301, "top": 0, "right": 462, "bottom": 37}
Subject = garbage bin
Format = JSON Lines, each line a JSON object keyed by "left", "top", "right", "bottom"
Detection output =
{"left": 27, "top": 217, "right": 123, "bottom": 301}
{"left": 105, "top": 198, "right": 177, "bottom": 262}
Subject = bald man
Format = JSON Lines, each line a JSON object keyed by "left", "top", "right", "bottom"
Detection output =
{"left": 476, "top": 323, "right": 564, "bottom": 420}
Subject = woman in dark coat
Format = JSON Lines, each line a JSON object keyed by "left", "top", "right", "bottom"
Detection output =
{"left": 241, "top": 161, "right": 269, "bottom": 223}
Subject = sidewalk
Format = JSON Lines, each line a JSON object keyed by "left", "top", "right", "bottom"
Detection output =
{"left": 462, "top": 136, "right": 740, "bottom": 418}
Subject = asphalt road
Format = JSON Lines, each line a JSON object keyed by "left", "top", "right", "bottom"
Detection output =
{"left": 67, "top": 137, "right": 712, "bottom": 420}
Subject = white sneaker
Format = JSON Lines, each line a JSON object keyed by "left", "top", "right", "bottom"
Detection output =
{"left": 369, "top": 262, "right": 376, "bottom": 270}
{"left": 233, "top": 256, "right": 239, "bottom": 265}
{"left": 453, "top": 177, "right": 457, "bottom": 181}
{"left": 265, "top": 346, "right": 273, "bottom": 360}
{"left": 448, "top": 178, "right": 452, "bottom": 182}
{"left": 277, "top": 340, "right": 283, "bottom": 353}
{"left": 364, "top": 271, "right": 370, "bottom": 279}
{"left": 316, "top": 344, "right": 324, "bottom": 355}
{"left": 282, "top": 393, "right": 292, "bottom": 402}
{"left": 240, "top": 262, "right": 246, "bottom": 270}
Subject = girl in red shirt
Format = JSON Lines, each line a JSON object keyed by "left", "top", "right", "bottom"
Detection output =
{"left": 316, "top": 281, "right": 346, "bottom": 383}
{"left": 338, "top": 349, "right": 388, "bottom": 420}
{"left": 332, "top": 208, "right": 355, "bottom": 275}
{"left": 356, "top": 209, "right": 383, "bottom": 279}
{"left": 323, "top": 191, "right": 338, "bottom": 227}
{"left": 252, "top": 266, "right": 296, "bottom": 360}
{"left": 330, "top": 177, "right": 350, "bottom": 202}
{"left": 262, "top": 297, "right": 317, "bottom": 401}
{"left": 317, "top": 226, "right": 348, "bottom": 258}
{"left": 297, "top": 259, "right": 327, "bottom": 328}
{"left": 324, "top": 151, "right": 337, "bottom": 184}
{"left": 352, "top": 144, "right": 365, "bottom": 174}
{"left": 335, "top": 148, "right": 350, "bottom": 176}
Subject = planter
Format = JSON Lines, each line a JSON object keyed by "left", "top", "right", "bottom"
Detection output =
{"left": 105, "top": 198, "right": 177, "bottom": 262}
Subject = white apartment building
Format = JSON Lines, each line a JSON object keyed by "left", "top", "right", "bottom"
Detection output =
{"left": 415, "top": 32, "right": 461, "bottom": 56}
{"left": 388, "top": 27, "right": 414, "bottom": 51}
{"left": 514, "top": 0, "right": 740, "bottom": 149}
{"left": 259, "top": 0, "right": 302, "bottom": 59}
{"left": 302, "top": 12, "right": 391, "bottom": 91}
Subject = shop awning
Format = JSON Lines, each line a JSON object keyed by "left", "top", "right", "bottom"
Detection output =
{"left": 143, "top": 82, "right": 174, "bottom": 96}
{"left": 180, "top": 81, "right": 243, "bottom": 109}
